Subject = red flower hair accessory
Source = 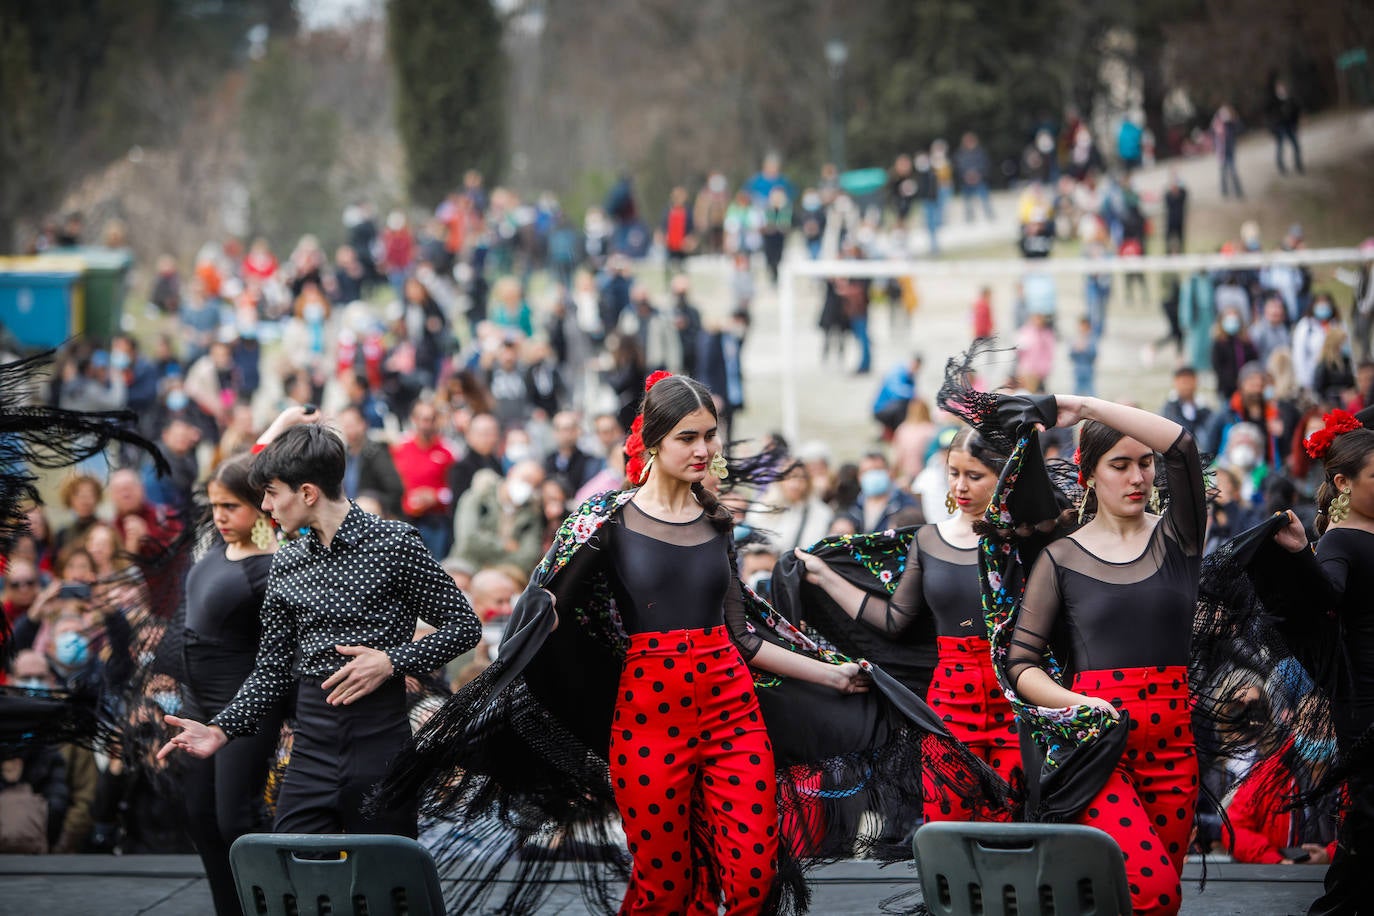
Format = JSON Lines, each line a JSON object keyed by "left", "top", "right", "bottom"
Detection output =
{"left": 645, "top": 370, "right": 672, "bottom": 392}
{"left": 624, "top": 414, "right": 649, "bottom": 484}
{"left": 1304, "top": 409, "right": 1363, "bottom": 459}
{"left": 1073, "top": 446, "right": 1085, "bottom": 486}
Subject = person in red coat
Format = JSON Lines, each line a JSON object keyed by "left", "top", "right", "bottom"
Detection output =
{"left": 1224, "top": 738, "right": 1338, "bottom": 865}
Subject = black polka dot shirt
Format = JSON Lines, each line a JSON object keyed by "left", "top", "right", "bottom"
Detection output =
{"left": 210, "top": 502, "right": 481, "bottom": 737}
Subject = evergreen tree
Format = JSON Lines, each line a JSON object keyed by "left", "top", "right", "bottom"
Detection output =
{"left": 240, "top": 41, "right": 341, "bottom": 254}
{"left": 388, "top": 0, "right": 507, "bottom": 205}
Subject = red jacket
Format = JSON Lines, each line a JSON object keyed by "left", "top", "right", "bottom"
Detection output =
{"left": 1224, "top": 747, "right": 1338, "bottom": 864}
{"left": 391, "top": 435, "right": 456, "bottom": 518}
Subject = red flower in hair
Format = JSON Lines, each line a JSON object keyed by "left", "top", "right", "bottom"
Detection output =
{"left": 645, "top": 370, "right": 673, "bottom": 392}
{"left": 1073, "top": 446, "right": 1085, "bottom": 486}
{"left": 624, "top": 414, "right": 648, "bottom": 484}
{"left": 1304, "top": 409, "right": 1363, "bottom": 459}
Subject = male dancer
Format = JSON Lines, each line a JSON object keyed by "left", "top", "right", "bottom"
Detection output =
{"left": 159, "top": 411, "right": 481, "bottom": 835}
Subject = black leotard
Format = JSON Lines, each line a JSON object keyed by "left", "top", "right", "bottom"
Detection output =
{"left": 1008, "top": 431, "right": 1206, "bottom": 682}
{"left": 606, "top": 501, "right": 762, "bottom": 659}
{"left": 184, "top": 542, "right": 273, "bottom": 650}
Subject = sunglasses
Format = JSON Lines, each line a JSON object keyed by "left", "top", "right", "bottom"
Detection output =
{"left": 8, "top": 580, "right": 36, "bottom": 587}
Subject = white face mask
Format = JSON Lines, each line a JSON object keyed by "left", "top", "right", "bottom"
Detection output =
{"left": 1229, "top": 445, "right": 1258, "bottom": 469}
{"left": 506, "top": 479, "right": 533, "bottom": 507}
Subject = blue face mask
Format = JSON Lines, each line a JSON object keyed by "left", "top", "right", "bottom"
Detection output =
{"left": 16, "top": 677, "right": 49, "bottom": 691}
{"left": 1221, "top": 315, "right": 1241, "bottom": 335}
{"left": 152, "top": 691, "right": 182, "bottom": 717}
{"left": 54, "top": 631, "right": 89, "bottom": 667}
{"left": 859, "top": 469, "right": 892, "bottom": 499}
{"left": 166, "top": 389, "right": 190, "bottom": 412}
{"left": 1314, "top": 304, "right": 1334, "bottom": 321}
{"left": 733, "top": 524, "right": 753, "bottom": 543}
{"left": 1293, "top": 734, "right": 1338, "bottom": 764}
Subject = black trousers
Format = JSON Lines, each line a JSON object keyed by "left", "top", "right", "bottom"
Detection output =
{"left": 273, "top": 676, "right": 417, "bottom": 838}
{"left": 1308, "top": 770, "right": 1374, "bottom": 916}
{"left": 182, "top": 642, "right": 286, "bottom": 916}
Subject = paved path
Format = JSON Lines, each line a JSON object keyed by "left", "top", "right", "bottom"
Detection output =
{"left": 686, "top": 109, "right": 1374, "bottom": 458}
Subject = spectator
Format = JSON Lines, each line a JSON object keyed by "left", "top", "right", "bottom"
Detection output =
{"left": 748, "top": 462, "right": 832, "bottom": 552}
{"left": 451, "top": 462, "right": 546, "bottom": 572}
{"left": 1015, "top": 310, "right": 1056, "bottom": 392}
{"left": 696, "top": 316, "right": 747, "bottom": 444}
{"left": 8, "top": 650, "right": 98, "bottom": 853}
{"left": 1212, "top": 306, "right": 1261, "bottom": 402}
{"left": 1291, "top": 294, "right": 1342, "bottom": 394}
{"left": 1117, "top": 111, "right": 1144, "bottom": 170}
{"left": 1163, "top": 169, "right": 1188, "bottom": 254}
{"left": 619, "top": 287, "right": 683, "bottom": 375}
{"left": 1069, "top": 315, "right": 1099, "bottom": 396}
{"left": 489, "top": 276, "right": 534, "bottom": 339}
{"left": 392, "top": 400, "right": 457, "bottom": 558}
{"left": 1224, "top": 738, "right": 1334, "bottom": 864}
{"left": 955, "top": 132, "right": 994, "bottom": 222}
{"left": 521, "top": 340, "right": 566, "bottom": 422}
{"left": 1312, "top": 326, "right": 1355, "bottom": 406}
{"left": 52, "top": 475, "right": 102, "bottom": 557}
{"left": 760, "top": 188, "right": 792, "bottom": 286}
{"left": 544, "top": 411, "right": 603, "bottom": 493}
{"left": 668, "top": 274, "right": 704, "bottom": 378}
{"left": 142, "top": 417, "right": 201, "bottom": 515}
{"left": 872, "top": 354, "right": 923, "bottom": 436}
{"left": 887, "top": 154, "right": 918, "bottom": 226}
{"left": 338, "top": 406, "right": 405, "bottom": 518}
{"left": 914, "top": 152, "right": 942, "bottom": 255}
{"left": 970, "top": 286, "right": 994, "bottom": 344}
{"left": 1250, "top": 293, "right": 1294, "bottom": 365}
{"left": 1161, "top": 367, "right": 1216, "bottom": 451}
{"left": 1212, "top": 104, "right": 1244, "bottom": 198}
{"left": 1266, "top": 77, "right": 1303, "bottom": 175}
{"left": 108, "top": 469, "right": 181, "bottom": 566}
{"left": 486, "top": 338, "right": 532, "bottom": 428}
{"left": 660, "top": 186, "right": 696, "bottom": 276}
{"left": 110, "top": 335, "right": 160, "bottom": 418}
{"left": 0, "top": 746, "right": 67, "bottom": 854}
{"left": 540, "top": 477, "right": 572, "bottom": 552}
{"left": 842, "top": 451, "right": 918, "bottom": 533}
{"left": 693, "top": 171, "right": 730, "bottom": 255}
{"left": 449, "top": 412, "right": 503, "bottom": 507}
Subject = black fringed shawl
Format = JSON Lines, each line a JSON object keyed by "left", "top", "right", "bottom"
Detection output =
{"left": 377, "top": 489, "right": 1013, "bottom": 915}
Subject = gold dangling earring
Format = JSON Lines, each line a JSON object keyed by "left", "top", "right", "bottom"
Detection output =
{"left": 709, "top": 451, "right": 729, "bottom": 480}
{"left": 1148, "top": 487, "right": 1162, "bottom": 514}
{"left": 945, "top": 491, "right": 957, "bottom": 514}
{"left": 1329, "top": 489, "right": 1352, "bottom": 524}
{"left": 639, "top": 448, "right": 657, "bottom": 484}
{"left": 1078, "top": 482, "right": 1093, "bottom": 525}
{"left": 251, "top": 515, "right": 276, "bottom": 550}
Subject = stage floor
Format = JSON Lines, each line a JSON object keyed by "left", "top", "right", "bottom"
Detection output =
{"left": 0, "top": 854, "right": 1326, "bottom": 915}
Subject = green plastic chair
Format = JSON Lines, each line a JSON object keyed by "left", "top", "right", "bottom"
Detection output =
{"left": 230, "top": 833, "right": 446, "bottom": 916}
{"left": 913, "top": 822, "right": 1132, "bottom": 916}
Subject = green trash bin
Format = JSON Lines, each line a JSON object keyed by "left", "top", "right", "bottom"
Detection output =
{"left": 43, "top": 246, "right": 133, "bottom": 341}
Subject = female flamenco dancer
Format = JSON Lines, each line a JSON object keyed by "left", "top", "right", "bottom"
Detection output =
{"left": 585, "top": 372, "right": 873, "bottom": 912}
{"left": 1003, "top": 394, "right": 1206, "bottom": 916}
{"left": 376, "top": 371, "right": 1007, "bottom": 915}
{"left": 177, "top": 454, "right": 286, "bottom": 916}
{"left": 790, "top": 427, "right": 1023, "bottom": 823}
{"left": 1266, "top": 408, "right": 1374, "bottom": 914}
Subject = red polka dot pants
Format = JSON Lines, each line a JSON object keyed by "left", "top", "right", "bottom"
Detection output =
{"left": 610, "top": 627, "right": 779, "bottom": 915}
{"left": 922, "top": 636, "right": 1021, "bottom": 823}
{"left": 1071, "top": 667, "right": 1197, "bottom": 916}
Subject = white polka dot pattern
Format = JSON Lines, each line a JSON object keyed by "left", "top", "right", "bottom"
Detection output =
{"left": 209, "top": 502, "right": 481, "bottom": 737}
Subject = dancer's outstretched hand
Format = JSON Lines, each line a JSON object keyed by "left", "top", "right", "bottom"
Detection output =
{"left": 157, "top": 716, "right": 227, "bottom": 760}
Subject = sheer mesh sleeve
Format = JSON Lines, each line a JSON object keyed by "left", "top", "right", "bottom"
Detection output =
{"left": 855, "top": 537, "right": 926, "bottom": 636}
{"left": 724, "top": 571, "right": 763, "bottom": 660}
{"left": 1162, "top": 430, "right": 1206, "bottom": 557}
{"left": 1006, "top": 551, "right": 1062, "bottom": 689}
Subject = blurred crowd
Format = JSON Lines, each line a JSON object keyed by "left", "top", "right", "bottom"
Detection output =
{"left": 2, "top": 82, "right": 1371, "bottom": 867}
